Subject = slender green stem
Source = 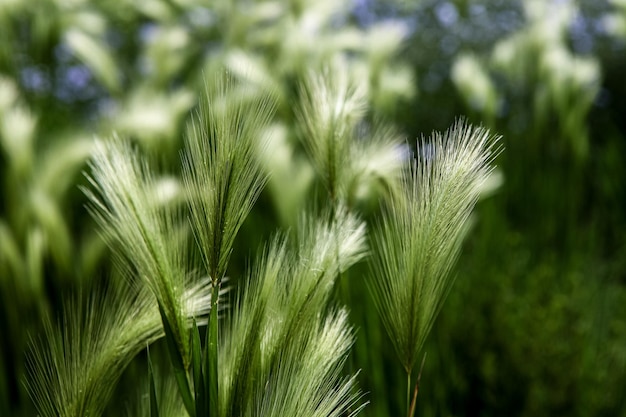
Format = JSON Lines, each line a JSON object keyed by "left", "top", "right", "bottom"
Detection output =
{"left": 148, "top": 348, "right": 160, "bottom": 417}
{"left": 207, "top": 281, "right": 220, "bottom": 417}
{"left": 158, "top": 304, "right": 194, "bottom": 417}
{"left": 406, "top": 370, "right": 411, "bottom": 417}
{"left": 408, "top": 352, "right": 427, "bottom": 417}
{"left": 409, "top": 382, "right": 419, "bottom": 417}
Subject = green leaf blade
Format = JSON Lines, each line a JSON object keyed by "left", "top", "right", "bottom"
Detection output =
{"left": 191, "top": 319, "right": 206, "bottom": 417}
{"left": 206, "top": 283, "right": 220, "bottom": 417}
{"left": 148, "top": 349, "right": 161, "bottom": 417}
{"left": 159, "top": 304, "right": 195, "bottom": 417}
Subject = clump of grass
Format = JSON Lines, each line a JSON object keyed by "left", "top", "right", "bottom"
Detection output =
{"left": 24, "top": 69, "right": 499, "bottom": 417}
{"left": 26, "top": 74, "right": 373, "bottom": 417}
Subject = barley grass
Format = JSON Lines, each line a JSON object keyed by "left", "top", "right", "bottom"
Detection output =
{"left": 368, "top": 120, "right": 500, "bottom": 416}
{"left": 24, "top": 70, "right": 498, "bottom": 417}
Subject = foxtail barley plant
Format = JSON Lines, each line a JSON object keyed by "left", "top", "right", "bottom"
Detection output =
{"left": 368, "top": 121, "right": 500, "bottom": 417}
{"left": 25, "top": 71, "right": 499, "bottom": 417}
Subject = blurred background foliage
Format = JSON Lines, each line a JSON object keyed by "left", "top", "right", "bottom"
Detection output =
{"left": 0, "top": 0, "right": 624, "bottom": 416}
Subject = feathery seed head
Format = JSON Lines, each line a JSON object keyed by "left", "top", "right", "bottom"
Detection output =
{"left": 369, "top": 120, "right": 500, "bottom": 372}
{"left": 182, "top": 74, "right": 276, "bottom": 283}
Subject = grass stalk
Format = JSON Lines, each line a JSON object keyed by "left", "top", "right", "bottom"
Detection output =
{"left": 406, "top": 370, "right": 412, "bottom": 417}
{"left": 207, "top": 282, "right": 220, "bottom": 417}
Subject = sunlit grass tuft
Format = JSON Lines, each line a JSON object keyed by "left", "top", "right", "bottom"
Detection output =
{"left": 22, "top": 70, "right": 497, "bottom": 417}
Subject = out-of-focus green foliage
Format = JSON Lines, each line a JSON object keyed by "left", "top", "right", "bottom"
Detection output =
{"left": 606, "top": 0, "right": 626, "bottom": 36}
{"left": 451, "top": 0, "right": 601, "bottom": 244}
{"left": 453, "top": 1, "right": 600, "bottom": 159}
{"left": 409, "top": 1, "right": 626, "bottom": 417}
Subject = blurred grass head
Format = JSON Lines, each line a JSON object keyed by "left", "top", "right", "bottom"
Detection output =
{"left": 297, "top": 61, "right": 406, "bottom": 209}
